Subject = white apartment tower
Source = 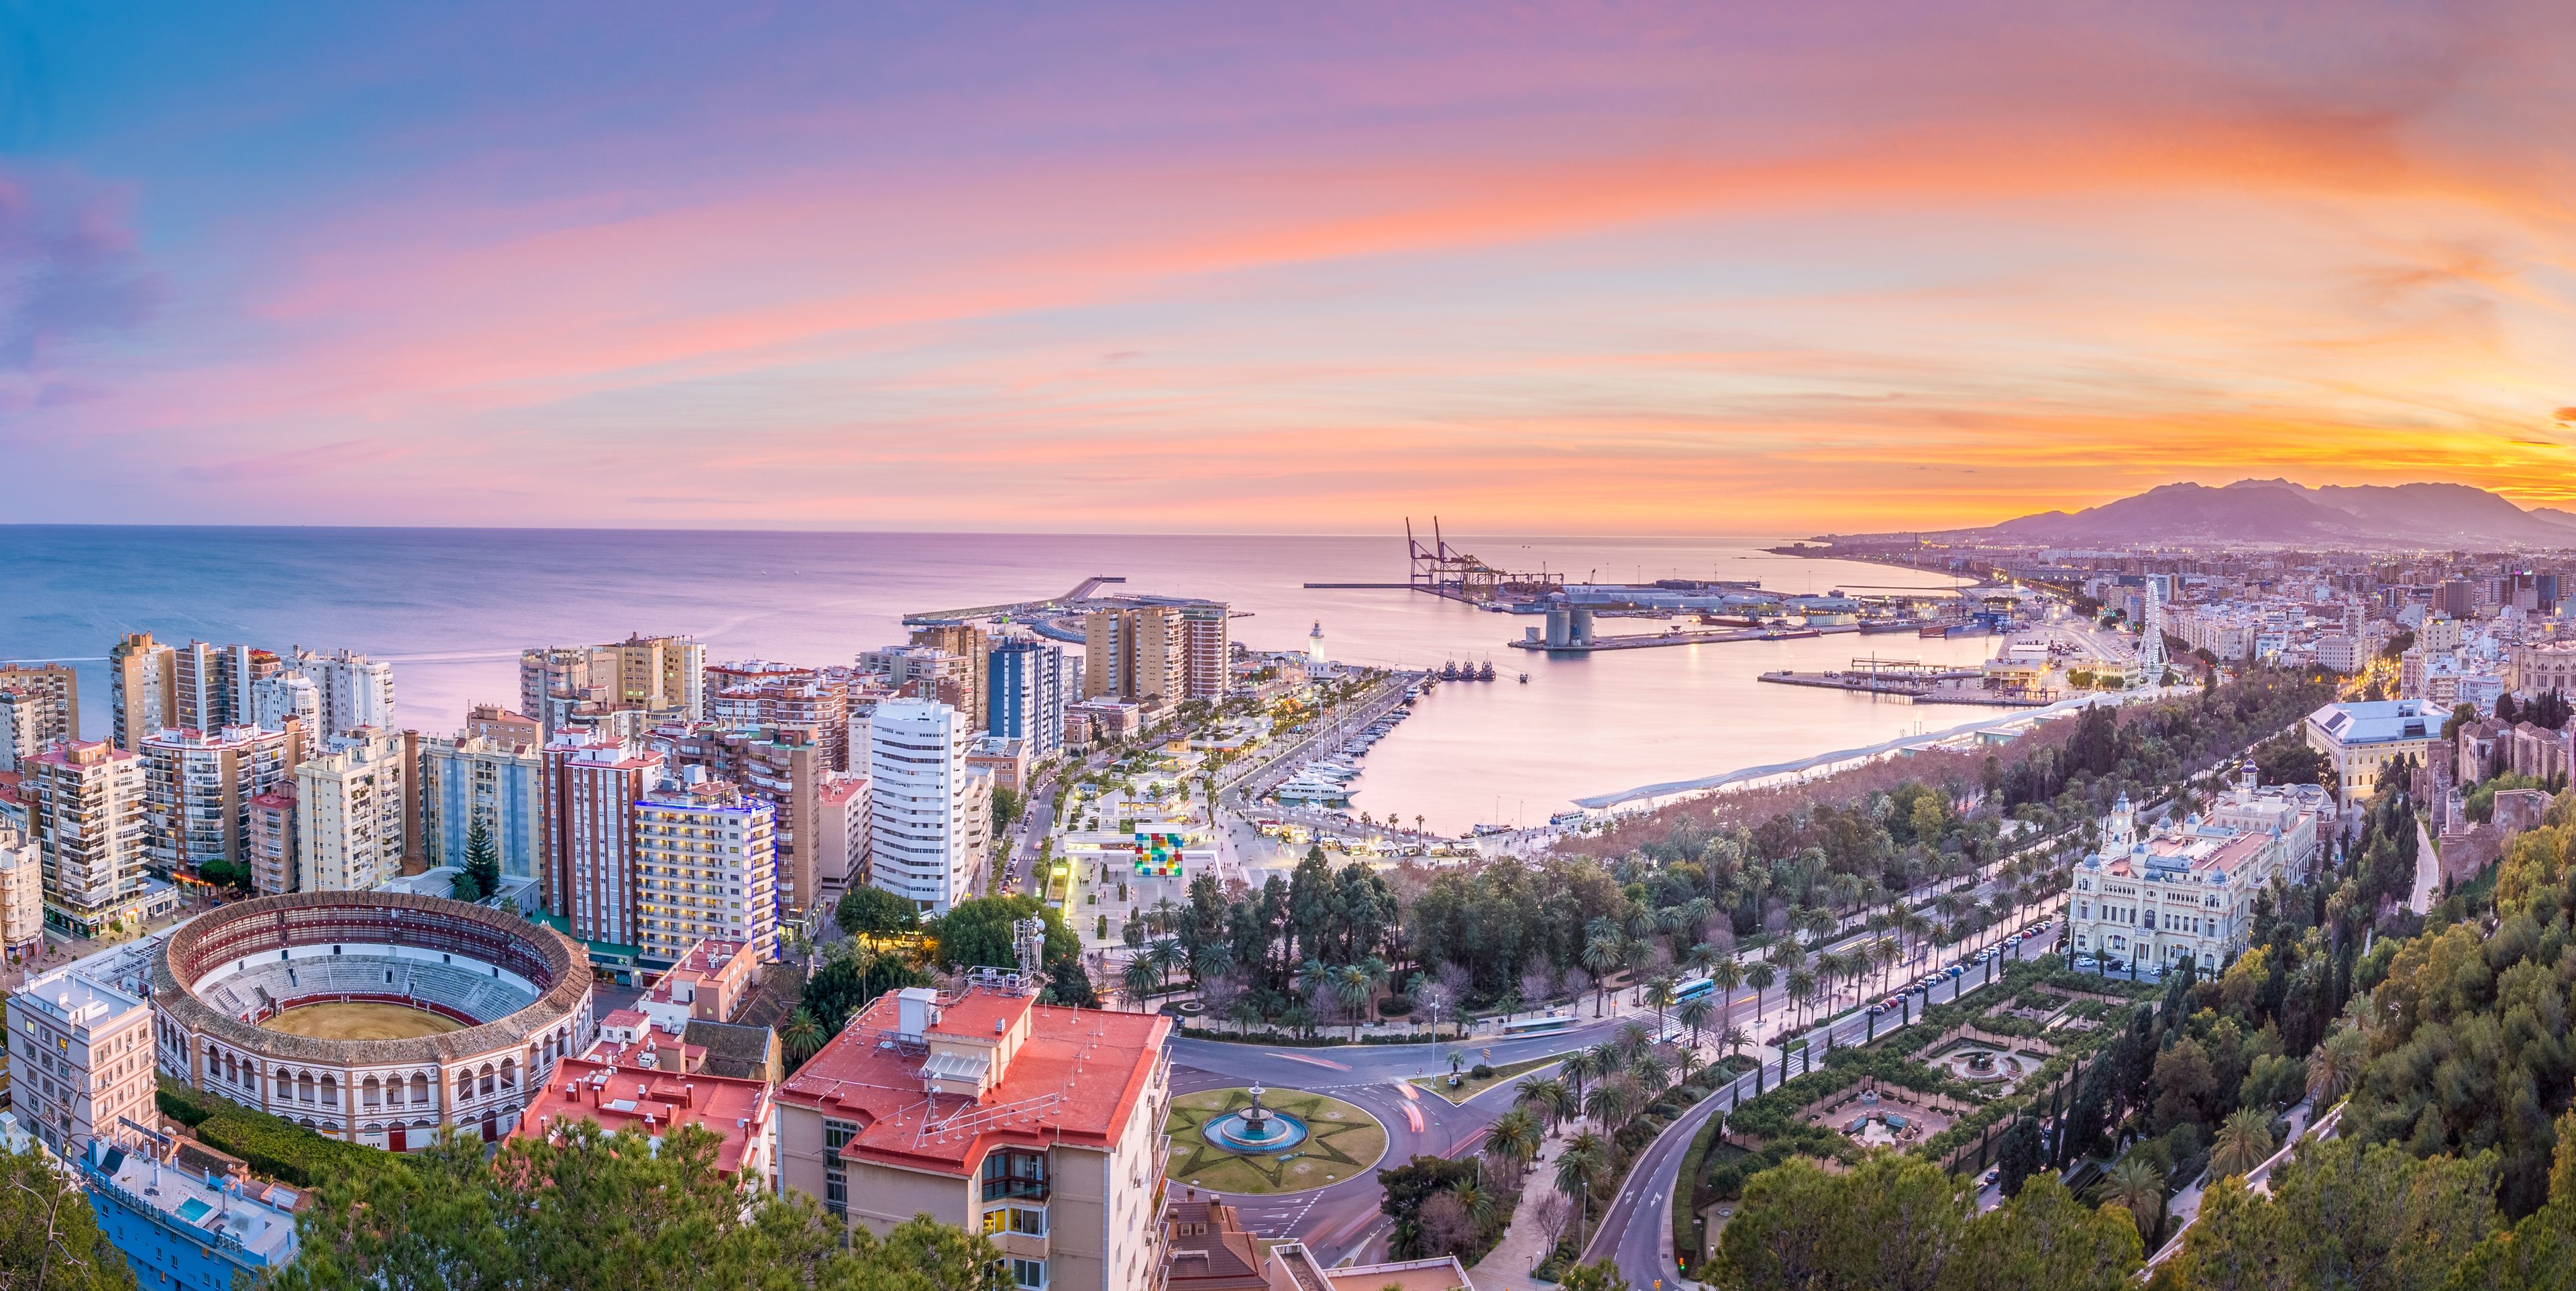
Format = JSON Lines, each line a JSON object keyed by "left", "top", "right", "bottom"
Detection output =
{"left": 280, "top": 647, "right": 397, "bottom": 737}
{"left": 252, "top": 672, "right": 323, "bottom": 758}
{"left": 293, "top": 729, "right": 408, "bottom": 892}
{"left": 867, "top": 699, "right": 975, "bottom": 914}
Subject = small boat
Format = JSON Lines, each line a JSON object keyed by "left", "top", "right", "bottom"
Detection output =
{"left": 1475, "top": 662, "right": 1495, "bottom": 681}
{"left": 1517, "top": 672, "right": 1529, "bottom": 684}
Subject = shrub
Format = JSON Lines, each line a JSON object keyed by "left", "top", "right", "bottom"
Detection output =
{"left": 1378, "top": 996, "right": 1413, "bottom": 1017}
{"left": 1470, "top": 1063, "right": 1495, "bottom": 1079}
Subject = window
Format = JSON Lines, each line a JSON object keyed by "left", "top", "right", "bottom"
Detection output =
{"left": 824, "top": 1168, "right": 847, "bottom": 1218}
{"left": 1009, "top": 1259, "right": 1046, "bottom": 1290}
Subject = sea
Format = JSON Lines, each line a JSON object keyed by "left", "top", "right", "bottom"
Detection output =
{"left": 0, "top": 527, "right": 1996, "bottom": 834}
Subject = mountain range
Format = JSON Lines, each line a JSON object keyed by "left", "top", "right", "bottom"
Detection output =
{"left": 1970, "top": 479, "right": 2576, "bottom": 549}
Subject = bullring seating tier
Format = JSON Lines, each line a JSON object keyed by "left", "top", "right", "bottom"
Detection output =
{"left": 211, "top": 957, "right": 539, "bottom": 1025}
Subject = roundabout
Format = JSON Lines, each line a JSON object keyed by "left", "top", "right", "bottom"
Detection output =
{"left": 1164, "top": 1086, "right": 1387, "bottom": 1195}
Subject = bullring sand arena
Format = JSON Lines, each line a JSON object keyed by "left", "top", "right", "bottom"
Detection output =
{"left": 262, "top": 1001, "right": 467, "bottom": 1041}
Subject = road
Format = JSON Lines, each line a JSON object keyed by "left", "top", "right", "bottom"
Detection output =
{"left": 1584, "top": 923, "right": 2062, "bottom": 1288}
{"left": 1165, "top": 1016, "right": 1639, "bottom": 1263}
{"left": 1159, "top": 916, "right": 2060, "bottom": 1274}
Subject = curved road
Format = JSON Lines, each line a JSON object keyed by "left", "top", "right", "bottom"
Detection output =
{"left": 1586, "top": 927, "right": 2060, "bottom": 1288}
{"left": 1158, "top": 921, "right": 2056, "bottom": 1275}
{"left": 1167, "top": 1015, "right": 1635, "bottom": 1262}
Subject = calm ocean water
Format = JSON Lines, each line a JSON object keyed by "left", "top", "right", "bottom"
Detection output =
{"left": 0, "top": 527, "right": 1992, "bottom": 833}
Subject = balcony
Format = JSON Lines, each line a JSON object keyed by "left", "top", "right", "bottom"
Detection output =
{"left": 981, "top": 1176, "right": 1051, "bottom": 1204}
{"left": 992, "top": 1228, "right": 1049, "bottom": 1261}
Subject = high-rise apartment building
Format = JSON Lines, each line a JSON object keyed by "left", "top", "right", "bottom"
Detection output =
{"left": 28, "top": 739, "right": 166, "bottom": 938}
{"left": 246, "top": 785, "right": 297, "bottom": 896}
{"left": 616, "top": 633, "right": 707, "bottom": 717}
{"left": 987, "top": 640, "right": 1067, "bottom": 760}
{"left": 650, "top": 721, "right": 826, "bottom": 921}
{"left": 521, "top": 635, "right": 705, "bottom": 734}
{"left": 635, "top": 777, "right": 778, "bottom": 965}
{"left": 909, "top": 625, "right": 994, "bottom": 729}
{"left": 1, "top": 823, "right": 41, "bottom": 958}
{"left": 1082, "top": 608, "right": 1183, "bottom": 704}
{"left": 174, "top": 641, "right": 279, "bottom": 733}
{"left": 139, "top": 724, "right": 298, "bottom": 879}
{"left": 279, "top": 648, "right": 397, "bottom": 736}
{"left": 814, "top": 773, "right": 870, "bottom": 896}
{"left": 419, "top": 733, "right": 547, "bottom": 881}
{"left": 707, "top": 661, "right": 852, "bottom": 769}
{"left": 252, "top": 672, "right": 323, "bottom": 758}
{"left": 867, "top": 699, "right": 976, "bottom": 914}
{"left": 109, "top": 632, "right": 177, "bottom": 751}
{"left": 546, "top": 735, "right": 664, "bottom": 944}
{"left": 293, "top": 729, "right": 407, "bottom": 892}
{"left": 0, "top": 689, "right": 47, "bottom": 772}
{"left": 1176, "top": 603, "right": 1231, "bottom": 701}
{"left": 0, "top": 661, "right": 80, "bottom": 747}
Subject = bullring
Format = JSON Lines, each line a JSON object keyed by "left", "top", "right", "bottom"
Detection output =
{"left": 150, "top": 891, "right": 595, "bottom": 1149}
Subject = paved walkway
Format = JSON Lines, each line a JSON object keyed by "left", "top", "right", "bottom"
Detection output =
{"left": 1472, "top": 1127, "right": 1576, "bottom": 1291}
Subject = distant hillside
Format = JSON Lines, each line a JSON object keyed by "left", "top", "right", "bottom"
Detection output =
{"left": 1978, "top": 479, "right": 2576, "bottom": 548}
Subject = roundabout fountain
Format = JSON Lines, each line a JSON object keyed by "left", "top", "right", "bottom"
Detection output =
{"left": 1203, "top": 1086, "right": 1311, "bottom": 1153}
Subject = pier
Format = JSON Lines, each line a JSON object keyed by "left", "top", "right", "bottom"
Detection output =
{"left": 1758, "top": 666, "right": 2047, "bottom": 707}
{"left": 1508, "top": 623, "right": 1858, "bottom": 652}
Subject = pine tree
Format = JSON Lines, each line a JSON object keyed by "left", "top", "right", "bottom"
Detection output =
{"left": 454, "top": 815, "right": 502, "bottom": 902}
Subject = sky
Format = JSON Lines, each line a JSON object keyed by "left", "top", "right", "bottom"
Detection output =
{"left": 3, "top": 0, "right": 2573, "bottom": 534}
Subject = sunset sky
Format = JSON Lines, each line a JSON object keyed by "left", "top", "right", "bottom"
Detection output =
{"left": 4, "top": 1, "right": 2573, "bottom": 533}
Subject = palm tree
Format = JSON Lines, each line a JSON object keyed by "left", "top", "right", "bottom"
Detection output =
{"left": 1484, "top": 1108, "right": 1543, "bottom": 1177}
{"left": 1621, "top": 938, "right": 1655, "bottom": 1003}
{"left": 1293, "top": 957, "right": 1334, "bottom": 1006}
{"left": 1583, "top": 1077, "right": 1637, "bottom": 1130}
{"left": 1581, "top": 935, "right": 1621, "bottom": 1017}
{"left": 1677, "top": 997, "right": 1714, "bottom": 1050}
{"left": 1334, "top": 960, "right": 1385, "bottom": 1040}
{"left": 1721, "top": 1026, "right": 1749, "bottom": 1063}
{"left": 2096, "top": 1156, "right": 2167, "bottom": 1246}
{"left": 1627, "top": 1050, "right": 1673, "bottom": 1099}
{"left": 1785, "top": 968, "right": 1817, "bottom": 1028}
{"left": 2307, "top": 1028, "right": 2365, "bottom": 1105}
{"left": 1558, "top": 1049, "right": 1601, "bottom": 1112}
{"left": 2210, "top": 1108, "right": 2275, "bottom": 1180}
{"left": 1515, "top": 1076, "right": 1572, "bottom": 1132}
{"left": 1556, "top": 1131, "right": 1609, "bottom": 1201}
{"left": 1645, "top": 975, "right": 1678, "bottom": 1035}
{"left": 1745, "top": 962, "right": 1776, "bottom": 1027}
{"left": 1123, "top": 958, "right": 1161, "bottom": 1012}
{"left": 780, "top": 1007, "right": 826, "bottom": 1066}
{"left": 1146, "top": 937, "right": 1183, "bottom": 989}
{"left": 1672, "top": 1045, "right": 1707, "bottom": 1090}
{"left": 1711, "top": 955, "right": 1746, "bottom": 1036}
{"left": 1450, "top": 1178, "right": 1497, "bottom": 1230}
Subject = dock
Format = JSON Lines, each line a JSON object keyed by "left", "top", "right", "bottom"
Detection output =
{"left": 1758, "top": 669, "right": 2049, "bottom": 707}
{"left": 1508, "top": 623, "right": 1860, "bottom": 652}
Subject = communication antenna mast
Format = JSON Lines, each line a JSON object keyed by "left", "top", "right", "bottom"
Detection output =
{"left": 1014, "top": 916, "right": 1048, "bottom": 988}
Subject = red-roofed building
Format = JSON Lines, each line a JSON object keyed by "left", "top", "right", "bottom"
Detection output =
{"left": 516, "top": 1033, "right": 775, "bottom": 1186}
{"left": 776, "top": 977, "right": 1173, "bottom": 1291}
{"left": 641, "top": 937, "right": 761, "bottom": 1032}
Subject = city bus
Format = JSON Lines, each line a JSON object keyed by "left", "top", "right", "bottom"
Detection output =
{"left": 1674, "top": 976, "right": 1718, "bottom": 1004}
{"left": 1498, "top": 1013, "right": 1577, "bottom": 1037}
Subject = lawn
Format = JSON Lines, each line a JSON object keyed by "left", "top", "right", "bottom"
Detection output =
{"left": 1407, "top": 1053, "right": 1564, "bottom": 1104}
{"left": 1163, "top": 1087, "right": 1387, "bottom": 1195}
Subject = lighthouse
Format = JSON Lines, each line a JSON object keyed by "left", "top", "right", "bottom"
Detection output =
{"left": 1308, "top": 621, "right": 1327, "bottom": 664}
